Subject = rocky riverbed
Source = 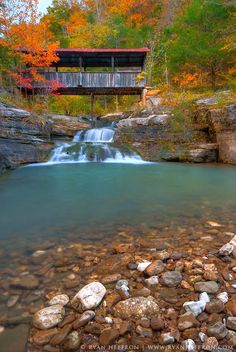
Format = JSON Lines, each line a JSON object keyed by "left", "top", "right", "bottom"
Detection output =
{"left": 1, "top": 216, "right": 236, "bottom": 351}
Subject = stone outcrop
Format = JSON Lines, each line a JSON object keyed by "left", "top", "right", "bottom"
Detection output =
{"left": 0, "top": 102, "right": 52, "bottom": 170}
{"left": 209, "top": 104, "right": 236, "bottom": 164}
{"left": 115, "top": 107, "right": 217, "bottom": 163}
{"left": 49, "top": 114, "right": 90, "bottom": 137}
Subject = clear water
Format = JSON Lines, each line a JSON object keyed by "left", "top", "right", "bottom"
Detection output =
{"left": 0, "top": 162, "right": 236, "bottom": 250}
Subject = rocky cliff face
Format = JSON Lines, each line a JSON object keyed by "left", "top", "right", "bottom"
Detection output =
{"left": 115, "top": 106, "right": 219, "bottom": 163}
{"left": 49, "top": 114, "right": 91, "bottom": 137}
{"left": 0, "top": 102, "right": 52, "bottom": 173}
{"left": 209, "top": 104, "right": 236, "bottom": 164}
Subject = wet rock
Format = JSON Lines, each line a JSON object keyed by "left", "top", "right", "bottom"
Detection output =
{"left": 157, "top": 251, "right": 170, "bottom": 261}
{"left": 10, "top": 275, "right": 39, "bottom": 290}
{"left": 194, "top": 281, "right": 219, "bottom": 294}
{"left": 207, "top": 321, "right": 228, "bottom": 339}
{"left": 183, "top": 300, "right": 206, "bottom": 317}
{"left": 150, "top": 317, "right": 165, "bottom": 331}
{"left": 33, "top": 305, "right": 65, "bottom": 330}
{"left": 104, "top": 292, "right": 121, "bottom": 309}
{"left": 225, "top": 297, "right": 236, "bottom": 315}
{"left": 202, "top": 336, "right": 219, "bottom": 351}
{"left": 50, "top": 324, "right": 71, "bottom": 346}
{"left": 0, "top": 326, "right": 4, "bottom": 334}
{"left": 144, "top": 260, "right": 165, "bottom": 276}
{"left": 219, "top": 243, "right": 234, "bottom": 256}
{"left": 182, "top": 339, "right": 197, "bottom": 352}
{"left": 127, "top": 263, "right": 137, "bottom": 270}
{"left": 227, "top": 317, "right": 236, "bottom": 331}
{"left": 48, "top": 294, "right": 69, "bottom": 307}
{"left": 62, "top": 331, "right": 80, "bottom": 350}
{"left": 32, "top": 329, "right": 58, "bottom": 345}
{"left": 178, "top": 312, "right": 200, "bottom": 331}
{"left": 7, "top": 295, "right": 19, "bottom": 308}
{"left": 161, "top": 271, "right": 182, "bottom": 287}
{"left": 71, "top": 282, "right": 106, "bottom": 310}
{"left": 205, "top": 299, "right": 224, "bottom": 314}
{"left": 99, "top": 328, "right": 120, "bottom": 345}
{"left": 84, "top": 322, "right": 102, "bottom": 335}
{"left": 102, "top": 274, "right": 122, "bottom": 284}
{"left": 217, "top": 292, "right": 228, "bottom": 304}
{"left": 118, "top": 321, "right": 132, "bottom": 335}
{"left": 113, "top": 297, "right": 159, "bottom": 319}
{"left": 114, "top": 243, "right": 135, "bottom": 253}
{"left": 159, "top": 332, "right": 175, "bottom": 345}
{"left": 73, "top": 311, "right": 95, "bottom": 329}
{"left": 136, "top": 325, "right": 153, "bottom": 338}
{"left": 145, "top": 276, "right": 159, "bottom": 288}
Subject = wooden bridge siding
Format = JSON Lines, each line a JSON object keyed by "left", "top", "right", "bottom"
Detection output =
{"left": 27, "top": 72, "right": 144, "bottom": 88}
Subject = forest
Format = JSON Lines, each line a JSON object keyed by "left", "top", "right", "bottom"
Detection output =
{"left": 0, "top": 0, "right": 235, "bottom": 114}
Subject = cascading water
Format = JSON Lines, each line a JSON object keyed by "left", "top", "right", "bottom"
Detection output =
{"left": 47, "top": 125, "right": 145, "bottom": 164}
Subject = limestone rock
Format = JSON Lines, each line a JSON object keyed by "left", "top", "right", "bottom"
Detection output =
{"left": 71, "top": 282, "right": 106, "bottom": 310}
{"left": 33, "top": 305, "right": 65, "bottom": 330}
{"left": 113, "top": 297, "right": 159, "bottom": 319}
{"left": 183, "top": 300, "right": 206, "bottom": 317}
{"left": 49, "top": 294, "right": 69, "bottom": 307}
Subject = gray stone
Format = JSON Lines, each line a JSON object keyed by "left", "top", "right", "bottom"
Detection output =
{"left": 227, "top": 317, "right": 236, "bottom": 331}
{"left": 207, "top": 322, "right": 228, "bottom": 340}
{"left": 161, "top": 271, "right": 182, "bottom": 287}
{"left": 194, "top": 281, "right": 219, "bottom": 294}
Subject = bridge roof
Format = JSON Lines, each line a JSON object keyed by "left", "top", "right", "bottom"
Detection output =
{"left": 54, "top": 48, "right": 150, "bottom": 68}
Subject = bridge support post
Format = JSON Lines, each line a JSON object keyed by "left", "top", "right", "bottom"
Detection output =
{"left": 90, "top": 93, "right": 94, "bottom": 116}
{"left": 141, "top": 88, "right": 147, "bottom": 107}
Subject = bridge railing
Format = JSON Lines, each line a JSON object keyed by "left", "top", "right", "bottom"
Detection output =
{"left": 20, "top": 71, "right": 145, "bottom": 89}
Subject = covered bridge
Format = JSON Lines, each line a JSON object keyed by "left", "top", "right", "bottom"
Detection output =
{"left": 20, "top": 48, "right": 150, "bottom": 99}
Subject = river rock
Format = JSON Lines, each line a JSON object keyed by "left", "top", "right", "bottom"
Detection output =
{"left": 194, "top": 281, "right": 219, "bottom": 294}
{"left": 137, "top": 261, "right": 152, "bottom": 272}
{"left": 71, "top": 282, "right": 106, "bottom": 310}
{"left": 199, "top": 292, "right": 210, "bottom": 304}
{"left": 159, "top": 332, "right": 175, "bottom": 345}
{"left": 73, "top": 310, "right": 95, "bottom": 329}
{"left": 145, "top": 276, "right": 159, "bottom": 288}
{"left": 217, "top": 292, "right": 228, "bottom": 304}
{"left": 113, "top": 297, "right": 159, "bottom": 319}
{"left": 182, "top": 339, "right": 197, "bottom": 352}
{"left": 62, "top": 331, "right": 81, "bottom": 350}
{"left": 10, "top": 275, "right": 39, "bottom": 290}
{"left": 49, "top": 294, "right": 69, "bottom": 307}
{"left": 183, "top": 300, "right": 206, "bottom": 317}
{"left": 33, "top": 304, "right": 65, "bottom": 329}
{"left": 144, "top": 260, "right": 165, "bottom": 276}
{"left": 32, "top": 329, "right": 58, "bottom": 345}
{"left": 150, "top": 317, "right": 165, "bottom": 331}
{"left": 207, "top": 321, "right": 228, "bottom": 339}
{"left": 226, "top": 298, "right": 236, "bottom": 315}
{"left": 227, "top": 317, "right": 236, "bottom": 331}
{"left": 50, "top": 324, "right": 71, "bottom": 346}
{"left": 205, "top": 299, "right": 224, "bottom": 314}
{"left": 7, "top": 295, "right": 19, "bottom": 308}
{"left": 219, "top": 243, "right": 234, "bottom": 256}
{"left": 161, "top": 271, "right": 182, "bottom": 287}
{"left": 102, "top": 274, "right": 122, "bottom": 284}
{"left": 99, "top": 328, "right": 120, "bottom": 345}
{"left": 202, "top": 337, "right": 219, "bottom": 351}
{"left": 178, "top": 312, "right": 200, "bottom": 331}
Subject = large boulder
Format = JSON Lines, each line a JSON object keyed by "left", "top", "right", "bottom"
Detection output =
{"left": 49, "top": 114, "right": 91, "bottom": 137}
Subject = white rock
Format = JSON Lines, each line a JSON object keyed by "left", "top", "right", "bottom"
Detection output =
{"left": 115, "top": 280, "right": 128, "bottom": 289}
{"left": 0, "top": 326, "right": 5, "bottom": 334}
{"left": 49, "top": 294, "right": 69, "bottom": 306}
{"left": 199, "top": 292, "right": 210, "bottom": 304}
{"left": 71, "top": 282, "right": 106, "bottom": 310}
{"left": 137, "top": 261, "right": 152, "bottom": 272}
{"left": 183, "top": 300, "right": 206, "bottom": 317}
{"left": 207, "top": 221, "right": 222, "bottom": 227}
{"left": 105, "top": 317, "right": 113, "bottom": 324}
{"left": 230, "top": 235, "right": 236, "bottom": 247}
{"left": 32, "top": 250, "right": 46, "bottom": 257}
{"left": 145, "top": 276, "right": 159, "bottom": 287}
{"left": 182, "top": 339, "right": 197, "bottom": 352}
{"left": 219, "top": 243, "right": 234, "bottom": 256}
{"left": 199, "top": 332, "right": 207, "bottom": 342}
{"left": 160, "top": 332, "right": 175, "bottom": 345}
{"left": 33, "top": 304, "right": 65, "bottom": 329}
{"left": 232, "top": 267, "right": 236, "bottom": 272}
{"left": 217, "top": 292, "right": 228, "bottom": 304}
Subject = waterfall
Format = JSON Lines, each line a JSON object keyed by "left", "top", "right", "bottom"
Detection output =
{"left": 47, "top": 126, "right": 146, "bottom": 164}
